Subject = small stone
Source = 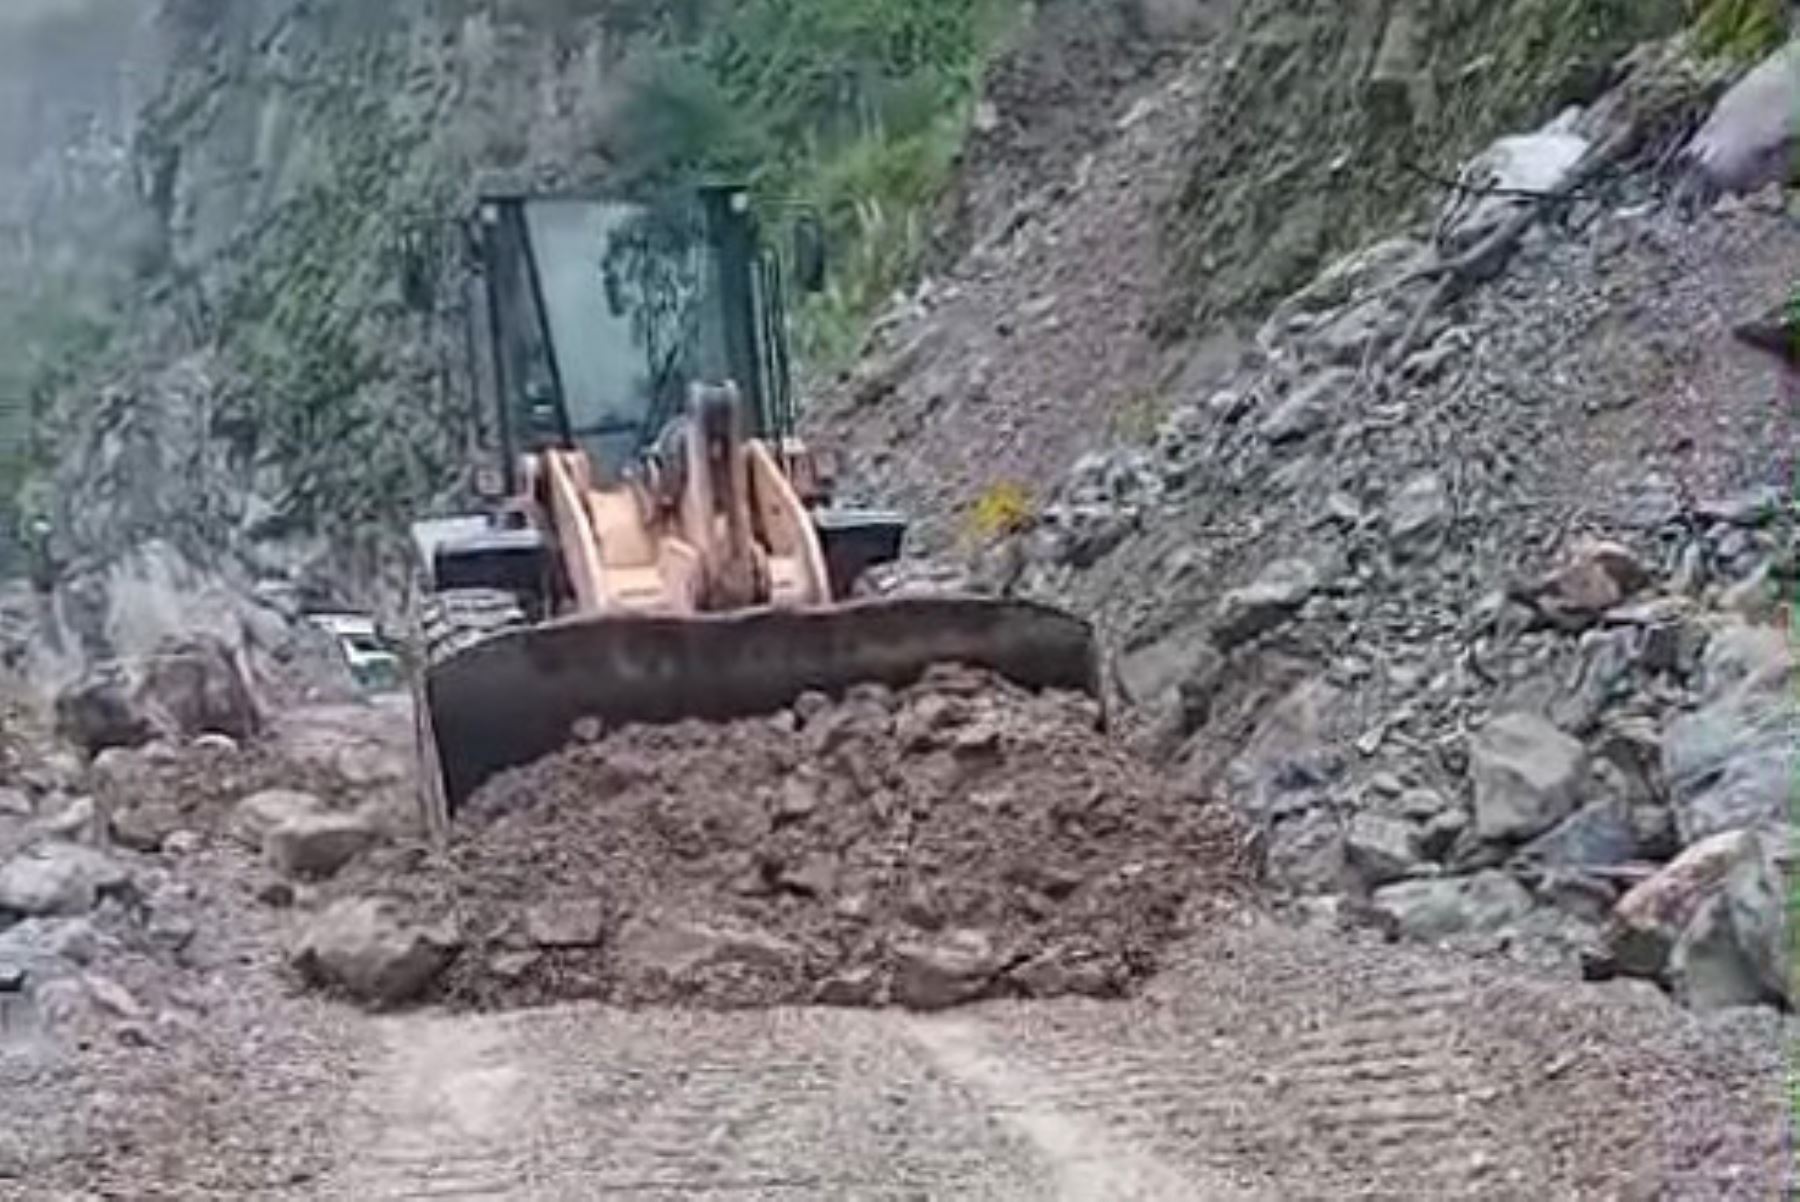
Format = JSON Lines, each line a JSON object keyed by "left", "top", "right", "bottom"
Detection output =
{"left": 255, "top": 877, "right": 297, "bottom": 908}
{"left": 191, "top": 733, "right": 239, "bottom": 754}
{"left": 1259, "top": 370, "right": 1351, "bottom": 443}
{"left": 525, "top": 899, "right": 606, "bottom": 949}
{"left": 233, "top": 790, "right": 327, "bottom": 850}
{"left": 1346, "top": 812, "right": 1422, "bottom": 885}
{"left": 0, "top": 963, "right": 25, "bottom": 993}
{"left": 1213, "top": 557, "right": 1323, "bottom": 649}
{"left": 775, "top": 774, "right": 823, "bottom": 821}
{"left": 85, "top": 973, "right": 147, "bottom": 1021}
{"left": 39, "top": 795, "right": 98, "bottom": 842}
{"left": 263, "top": 812, "right": 380, "bottom": 879}
{"left": 489, "top": 951, "right": 542, "bottom": 981}
{"left": 893, "top": 929, "right": 1000, "bottom": 1011}
{"left": 816, "top": 966, "right": 882, "bottom": 1006}
{"left": 0, "top": 788, "right": 32, "bottom": 818}
{"left": 161, "top": 830, "right": 203, "bottom": 857}
{"left": 779, "top": 854, "right": 839, "bottom": 899}
{"left": 1387, "top": 473, "right": 1452, "bottom": 554}
{"left": 109, "top": 803, "right": 185, "bottom": 854}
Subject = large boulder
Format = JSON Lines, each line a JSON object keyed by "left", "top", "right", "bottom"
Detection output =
{"left": 1663, "top": 619, "right": 1792, "bottom": 844}
{"left": 1683, "top": 38, "right": 1800, "bottom": 196}
{"left": 1469, "top": 712, "right": 1587, "bottom": 842}
{"left": 1608, "top": 829, "right": 1787, "bottom": 1011}
{"left": 54, "top": 635, "right": 260, "bottom": 755}
{"left": 0, "top": 843, "right": 129, "bottom": 919}
{"left": 291, "top": 898, "right": 457, "bottom": 1008}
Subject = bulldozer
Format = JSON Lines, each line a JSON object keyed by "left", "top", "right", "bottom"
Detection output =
{"left": 408, "top": 184, "right": 1097, "bottom": 828}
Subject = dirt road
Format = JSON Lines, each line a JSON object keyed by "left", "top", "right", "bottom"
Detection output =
{"left": 316, "top": 913, "right": 1785, "bottom": 1201}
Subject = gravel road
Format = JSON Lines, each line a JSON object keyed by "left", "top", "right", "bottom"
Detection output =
{"left": 311, "top": 909, "right": 1786, "bottom": 1201}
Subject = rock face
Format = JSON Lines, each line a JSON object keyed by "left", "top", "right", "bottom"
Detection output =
{"left": 1469, "top": 713, "right": 1586, "bottom": 842}
{"left": 291, "top": 898, "right": 456, "bottom": 1008}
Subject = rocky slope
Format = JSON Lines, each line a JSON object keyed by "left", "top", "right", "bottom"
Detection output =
{"left": 813, "top": 27, "right": 1796, "bottom": 1013}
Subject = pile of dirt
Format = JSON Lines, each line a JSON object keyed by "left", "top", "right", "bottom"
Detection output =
{"left": 358, "top": 667, "right": 1243, "bottom": 1011}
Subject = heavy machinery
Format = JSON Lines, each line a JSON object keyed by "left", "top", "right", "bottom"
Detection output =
{"left": 409, "top": 184, "right": 1096, "bottom": 827}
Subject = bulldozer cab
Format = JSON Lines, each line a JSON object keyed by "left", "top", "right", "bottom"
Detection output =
{"left": 471, "top": 185, "right": 800, "bottom": 489}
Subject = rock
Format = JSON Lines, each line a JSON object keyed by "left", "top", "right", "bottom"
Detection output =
{"left": 161, "top": 829, "right": 203, "bottom": 857}
{"left": 292, "top": 898, "right": 457, "bottom": 1008}
{"left": 263, "top": 811, "right": 379, "bottom": 879}
{"left": 613, "top": 917, "right": 801, "bottom": 983}
{"left": 1468, "top": 713, "right": 1585, "bottom": 843}
{"left": 1695, "top": 484, "right": 1784, "bottom": 527}
{"left": 0, "top": 843, "right": 128, "bottom": 918}
{"left": 1683, "top": 39, "right": 1800, "bottom": 196}
{"left": 1520, "top": 801, "right": 1636, "bottom": 870}
{"left": 1371, "top": 870, "right": 1535, "bottom": 941}
{"left": 1009, "top": 950, "right": 1116, "bottom": 999}
{"left": 1606, "top": 829, "right": 1759, "bottom": 980}
{"left": 37, "top": 795, "right": 99, "bottom": 842}
{"left": 1266, "top": 809, "right": 1350, "bottom": 894}
{"left": 232, "top": 789, "right": 327, "bottom": 849}
{"left": 1663, "top": 685, "right": 1792, "bottom": 846}
{"left": 1539, "top": 541, "right": 1649, "bottom": 621}
{"left": 1115, "top": 625, "right": 1219, "bottom": 710}
{"left": 1213, "top": 557, "right": 1323, "bottom": 649}
{"left": 779, "top": 853, "right": 840, "bottom": 899}
{"left": 1346, "top": 812, "right": 1422, "bottom": 886}
{"left": 489, "top": 950, "right": 542, "bottom": 981}
{"left": 192, "top": 732, "right": 239, "bottom": 754}
{"left": 524, "top": 899, "right": 607, "bottom": 949}
{"left": 815, "top": 965, "right": 882, "bottom": 1007}
{"left": 1661, "top": 828, "right": 1787, "bottom": 1011}
{"left": 54, "top": 636, "right": 260, "bottom": 755}
{"left": 0, "top": 789, "right": 33, "bottom": 819}
{"left": 84, "top": 973, "right": 146, "bottom": 1021}
{"left": 254, "top": 877, "right": 296, "bottom": 908}
{"left": 1386, "top": 473, "right": 1452, "bottom": 555}
{"left": 893, "top": 928, "right": 1000, "bottom": 1010}
{"left": 1440, "top": 112, "right": 1588, "bottom": 250}
{"left": 108, "top": 803, "right": 185, "bottom": 854}
{"left": 1259, "top": 371, "right": 1350, "bottom": 443}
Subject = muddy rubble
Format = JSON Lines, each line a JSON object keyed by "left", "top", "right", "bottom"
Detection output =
{"left": 354, "top": 667, "right": 1244, "bottom": 1011}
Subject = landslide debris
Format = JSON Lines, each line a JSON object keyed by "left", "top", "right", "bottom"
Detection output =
{"left": 352, "top": 667, "right": 1243, "bottom": 1011}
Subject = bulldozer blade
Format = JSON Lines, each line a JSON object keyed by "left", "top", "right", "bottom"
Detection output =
{"left": 424, "top": 595, "right": 1098, "bottom": 815}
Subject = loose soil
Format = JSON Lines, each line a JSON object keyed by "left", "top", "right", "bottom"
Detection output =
{"left": 355, "top": 667, "right": 1245, "bottom": 1011}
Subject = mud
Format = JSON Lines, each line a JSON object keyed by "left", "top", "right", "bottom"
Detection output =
{"left": 363, "top": 667, "right": 1244, "bottom": 1011}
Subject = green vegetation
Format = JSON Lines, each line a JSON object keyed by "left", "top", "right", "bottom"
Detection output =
{"left": 0, "top": 279, "right": 115, "bottom": 554}
{"left": 1689, "top": 0, "right": 1786, "bottom": 63}
{"left": 609, "top": 0, "right": 1022, "bottom": 363}
{"left": 1164, "top": 0, "right": 1691, "bottom": 330}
